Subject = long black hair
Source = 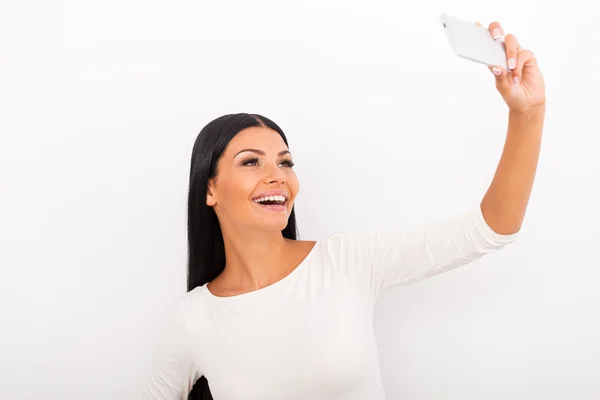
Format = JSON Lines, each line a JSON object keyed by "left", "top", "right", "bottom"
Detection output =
{"left": 186, "top": 113, "right": 298, "bottom": 399}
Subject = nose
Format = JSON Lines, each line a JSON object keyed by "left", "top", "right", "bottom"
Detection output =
{"left": 263, "top": 162, "right": 286, "bottom": 184}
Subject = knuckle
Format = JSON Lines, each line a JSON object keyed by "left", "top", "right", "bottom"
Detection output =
{"left": 521, "top": 50, "right": 534, "bottom": 59}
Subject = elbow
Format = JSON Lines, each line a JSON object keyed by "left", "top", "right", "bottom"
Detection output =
{"left": 479, "top": 203, "right": 524, "bottom": 237}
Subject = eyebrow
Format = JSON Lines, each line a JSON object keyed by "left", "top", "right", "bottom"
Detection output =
{"left": 233, "top": 148, "right": 291, "bottom": 159}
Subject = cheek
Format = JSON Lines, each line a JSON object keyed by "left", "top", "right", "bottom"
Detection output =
{"left": 286, "top": 170, "right": 300, "bottom": 196}
{"left": 220, "top": 173, "right": 256, "bottom": 206}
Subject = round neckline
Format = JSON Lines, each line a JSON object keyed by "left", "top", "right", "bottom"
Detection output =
{"left": 203, "top": 240, "right": 320, "bottom": 301}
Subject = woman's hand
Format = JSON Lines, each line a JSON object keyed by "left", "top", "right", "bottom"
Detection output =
{"left": 476, "top": 21, "right": 546, "bottom": 114}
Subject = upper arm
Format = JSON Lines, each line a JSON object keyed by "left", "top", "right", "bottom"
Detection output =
{"left": 323, "top": 206, "right": 520, "bottom": 299}
{"left": 143, "top": 298, "right": 201, "bottom": 400}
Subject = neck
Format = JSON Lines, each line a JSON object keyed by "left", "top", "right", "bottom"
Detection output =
{"left": 218, "top": 224, "right": 291, "bottom": 290}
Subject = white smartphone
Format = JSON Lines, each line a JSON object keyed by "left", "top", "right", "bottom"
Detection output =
{"left": 440, "top": 13, "right": 507, "bottom": 69}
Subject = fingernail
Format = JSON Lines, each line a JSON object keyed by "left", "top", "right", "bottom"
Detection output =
{"left": 508, "top": 57, "right": 516, "bottom": 70}
{"left": 492, "top": 28, "right": 502, "bottom": 39}
{"left": 492, "top": 67, "right": 502, "bottom": 76}
{"left": 513, "top": 76, "right": 520, "bottom": 85}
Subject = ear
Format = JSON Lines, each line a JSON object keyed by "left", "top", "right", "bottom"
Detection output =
{"left": 206, "top": 179, "right": 217, "bottom": 207}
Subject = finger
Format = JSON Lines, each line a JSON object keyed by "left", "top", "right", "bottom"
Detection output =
{"left": 491, "top": 64, "right": 512, "bottom": 96}
{"left": 488, "top": 21, "right": 504, "bottom": 40}
{"left": 504, "top": 33, "right": 519, "bottom": 71}
{"left": 513, "top": 49, "right": 537, "bottom": 86}
{"left": 491, "top": 65, "right": 506, "bottom": 78}
{"left": 475, "top": 21, "right": 483, "bottom": 27}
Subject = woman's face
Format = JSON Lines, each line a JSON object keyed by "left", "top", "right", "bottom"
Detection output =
{"left": 207, "top": 126, "right": 299, "bottom": 234}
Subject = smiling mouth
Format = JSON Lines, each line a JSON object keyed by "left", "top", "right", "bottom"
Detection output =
{"left": 252, "top": 195, "right": 288, "bottom": 210}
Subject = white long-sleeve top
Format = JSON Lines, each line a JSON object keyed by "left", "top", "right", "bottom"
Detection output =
{"left": 143, "top": 206, "right": 519, "bottom": 400}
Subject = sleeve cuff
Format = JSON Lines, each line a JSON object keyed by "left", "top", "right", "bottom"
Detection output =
{"left": 472, "top": 205, "right": 521, "bottom": 246}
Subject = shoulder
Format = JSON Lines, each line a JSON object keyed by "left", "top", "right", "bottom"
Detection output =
{"left": 175, "top": 285, "right": 214, "bottom": 332}
{"left": 181, "top": 284, "right": 210, "bottom": 304}
{"left": 311, "top": 230, "right": 378, "bottom": 273}
{"left": 317, "top": 230, "right": 379, "bottom": 258}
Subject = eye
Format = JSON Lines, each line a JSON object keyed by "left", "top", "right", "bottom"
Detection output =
{"left": 242, "top": 157, "right": 260, "bottom": 166}
{"left": 280, "top": 159, "right": 295, "bottom": 168}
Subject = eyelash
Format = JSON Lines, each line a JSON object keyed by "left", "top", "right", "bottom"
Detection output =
{"left": 242, "top": 157, "right": 295, "bottom": 168}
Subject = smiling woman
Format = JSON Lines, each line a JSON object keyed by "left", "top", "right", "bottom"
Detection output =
{"left": 185, "top": 115, "right": 306, "bottom": 293}
{"left": 141, "top": 22, "right": 547, "bottom": 395}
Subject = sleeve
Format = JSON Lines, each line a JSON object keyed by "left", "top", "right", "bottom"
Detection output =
{"left": 142, "top": 298, "right": 201, "bottom": 400}
{"left": 323, "top": 205, "right": 520, "bottom": 299}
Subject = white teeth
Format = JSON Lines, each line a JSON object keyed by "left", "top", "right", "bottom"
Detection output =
{"left": 253, "top": 195, "right": 286, "bottom": 204}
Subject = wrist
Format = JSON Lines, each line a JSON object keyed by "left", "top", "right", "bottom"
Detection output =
{"left": 509, "top": 102, "right": 546, "bottom": 120}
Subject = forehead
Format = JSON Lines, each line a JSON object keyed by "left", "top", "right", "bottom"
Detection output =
{"left": 225, "top": 127, "right": 288, "bottom": 153}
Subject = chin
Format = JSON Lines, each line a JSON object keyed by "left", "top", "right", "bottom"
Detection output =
{"left": 249, "top": 201, "right": 293, "bottom": 232}
{"left": 255, "top": 216, "right": 290, "bottom": 232}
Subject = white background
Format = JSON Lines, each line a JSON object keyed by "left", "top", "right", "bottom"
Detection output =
{"left": 1, "top": 0, "right": 599, "bottom": 399}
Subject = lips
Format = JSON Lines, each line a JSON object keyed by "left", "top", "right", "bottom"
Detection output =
{"left": 252, "top": 190, "right": 289, "bottom": 211}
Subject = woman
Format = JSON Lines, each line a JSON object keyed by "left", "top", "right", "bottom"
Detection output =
{"left": 143, "top": 20, "right": 545, "bottom": 400}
